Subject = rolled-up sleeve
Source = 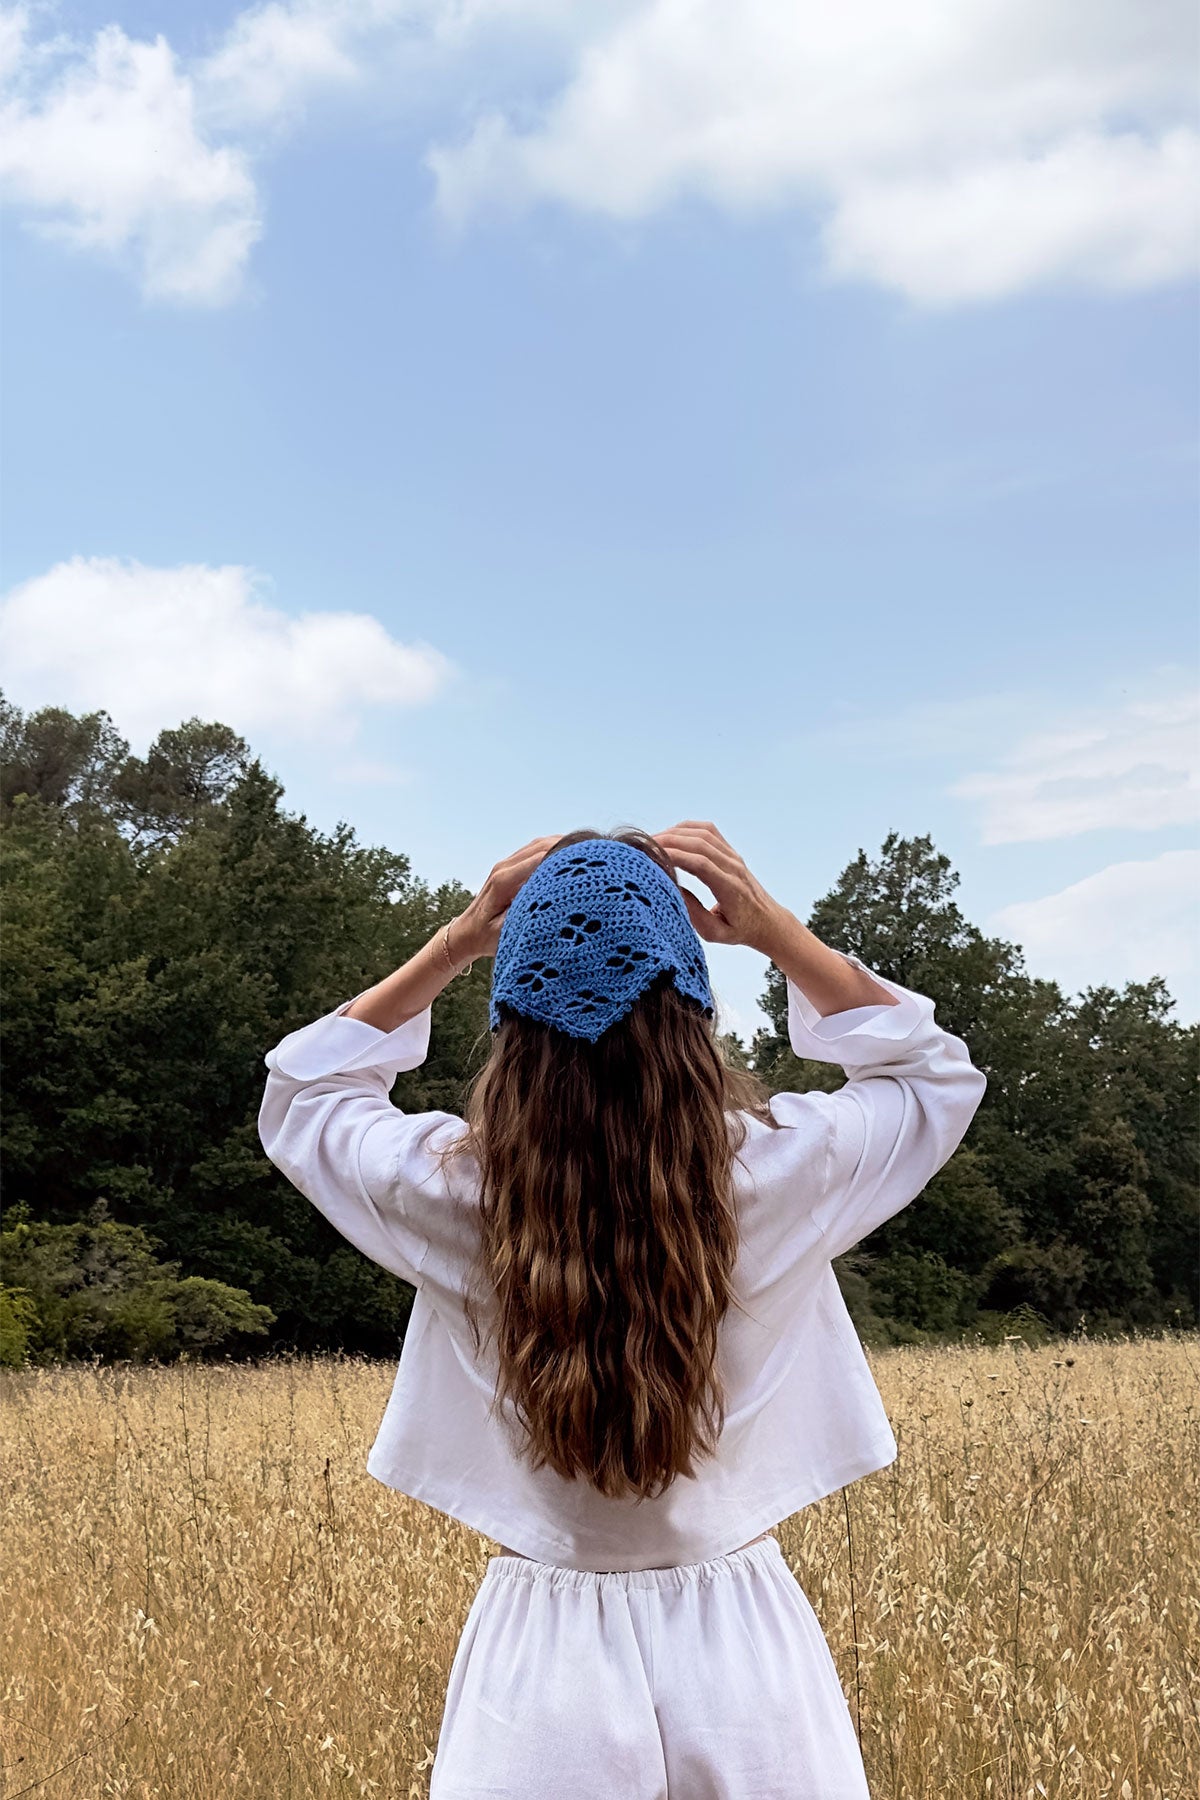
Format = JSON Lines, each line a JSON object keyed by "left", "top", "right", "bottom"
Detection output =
{"left": 257, "top": 993, "right": 465, "bottom": 1287}
{"left": 769, "top": 952, "right": 987, "bottom": 1263}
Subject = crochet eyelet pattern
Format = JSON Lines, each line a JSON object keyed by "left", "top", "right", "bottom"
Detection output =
{"left": 489, "top": 839, "right": 714, "bottom": 1042}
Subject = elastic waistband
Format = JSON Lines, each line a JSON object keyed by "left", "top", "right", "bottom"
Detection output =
{"left": 482, "top": 1534, "right": 783, "bottom": 1593}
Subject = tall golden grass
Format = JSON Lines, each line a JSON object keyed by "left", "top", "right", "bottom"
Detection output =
{"left": 2, "top": 1335, "right": 1196, "bottom": 1798}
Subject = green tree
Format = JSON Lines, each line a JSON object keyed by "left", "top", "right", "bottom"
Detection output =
{"left": 751, "top": 832, "right": 1198, "bottom": 1337}
{"left": 0, "top": 695, "right": 130, "bottom": 821}
{"left": 0, "top": 1286, "right": 38, "bottom": 1367}
{"left": 1, "top": 696, "right": 491, "bottom": 1351}
{"left": 0, "top": 1201, "right": 273, "bottom": 1362}
{"left": 3, "top": 699, "right": 1195, "bottom": 1354}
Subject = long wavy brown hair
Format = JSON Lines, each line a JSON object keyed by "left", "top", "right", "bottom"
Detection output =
{"left": 436, "top": 827, "right": 781, "bottom": 1502}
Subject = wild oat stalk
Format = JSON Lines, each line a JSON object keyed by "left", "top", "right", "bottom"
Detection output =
{"left": 1, "top": 1338, "right": 1195, "bottom": 1799}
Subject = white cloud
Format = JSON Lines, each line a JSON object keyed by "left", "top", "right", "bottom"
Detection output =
{"left": 0, "top": 5, "right": 32, "bottom": 86}
{"left": 3, "top": 1, "right": 1196, "bottom": 304}
{"left": 0, "top": 17, "right": 261, "bottom": 304}
{"left": 194, "top": 0, "right": 608, "bottom": 132}
{"left": 806, "top": 690, "right": 1043, "bottom": 762}
{"left": 0, "top": 0, "right": 493, "bottom": 299}
{"left": 430, "top": 0, "right": 1199, "bottom": 302}
{"left": 951, "top": 690, "right": 1200, "bottom": 843}
{"left": 825, "top": 128, "right": 1200, "bottom": 304}
{"left": 0, "top": 554, "right": 455, "bottom": 751}
{"left": 989, "top": 850, "right": 1199, "bottom": 1018}
{"left": 196, "top": 1, "right": 384, "bottom": 132}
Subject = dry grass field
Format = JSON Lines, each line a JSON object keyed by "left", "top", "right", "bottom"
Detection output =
{"left": 2, "top": 1335, "right": 1196, "bottom": 1800}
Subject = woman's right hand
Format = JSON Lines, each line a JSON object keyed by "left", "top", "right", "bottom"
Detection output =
{"left": 455, "top": 834, "right": 565, "bottom": 960}
{"left": 651, "top": 821, "right": 788, "bottom": 954}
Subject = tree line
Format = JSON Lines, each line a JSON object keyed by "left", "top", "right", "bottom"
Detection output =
{"left": 1, "top": 693, "right": 1195, "bottom": 1364}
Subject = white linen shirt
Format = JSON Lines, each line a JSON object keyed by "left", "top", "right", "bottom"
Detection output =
{"left": 258, "top": 951, "right": 986, "bottom": 1571}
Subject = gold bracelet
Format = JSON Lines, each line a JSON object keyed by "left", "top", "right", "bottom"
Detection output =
{"left": 440, "top": 918, "right": 474, "bottom": 977}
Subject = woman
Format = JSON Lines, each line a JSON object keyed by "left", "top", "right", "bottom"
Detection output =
{"left": 258, "top": 821, "right": 987, "bottom": 1798}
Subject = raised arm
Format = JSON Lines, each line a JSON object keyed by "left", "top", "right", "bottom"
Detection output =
{"left": 257, "top": 834, "right": 565, "bottom": 1285}
{"left": 773, "top": 949, "right": 986, "bottom": 1262}
{"left": 652, "top": 822, "right": 987, "bottom": 1266}
{"left": 258, "top": 986, "right": 451, "bottom": 1285}
{"left": 341, "top": 833, "right": 564, "bottom": 1031}
{"left": 652, "top": 818, "right": 900, "bottom": 1016}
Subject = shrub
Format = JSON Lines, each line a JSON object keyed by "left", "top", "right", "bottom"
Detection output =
{"left": 0, "top": 1201, "right": 274, "bottom": 1363}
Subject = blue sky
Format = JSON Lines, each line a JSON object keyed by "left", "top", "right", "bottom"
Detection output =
{"left": 2, "top": 0, "right": 1197, "bottom": 1034}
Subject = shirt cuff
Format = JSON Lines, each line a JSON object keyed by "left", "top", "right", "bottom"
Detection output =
{"left": 264, "top": 989, "right": 434, "bottom": 1082}
{"left": 786, "top": 952, "right": 935, "bottom": 1067}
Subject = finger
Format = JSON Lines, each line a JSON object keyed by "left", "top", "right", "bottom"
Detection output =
{"left": 663, "top": 843, "right": 741, "bottom": 903}
{"left": 480, "top": 854, "right": 551, "bottom": 912}
{"left": 678, "top": 886, "right": 718, "bottom": 941}
{"left": 655, "top": 820, "right": 733, "bottom": 848}
{"left": 654, "top": 822, "right": 734, "bottom": 856}
{"left": 654, "top": 829, "right": 742, "bottom": 882}
{"left": 494, "top": 836, "right": 562, "bottom": 880}
{"left": 654, "top": 820, "right": 722, "bottom": 844}
{"left": 658, "top": 824, "right": 741, "bottom": 864}
{"left": 679, "top": 886, "right": 736, "bottom": 945}
{"left": 501, "top": 834, "right": 563, "bottom": 866}
{"left": 493, "top": 852, "right": 552, "bottom": 897}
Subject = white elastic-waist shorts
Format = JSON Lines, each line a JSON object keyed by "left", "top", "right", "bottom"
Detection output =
{"left": 428, "top": 1536, "right": 871, "bottom": 1799}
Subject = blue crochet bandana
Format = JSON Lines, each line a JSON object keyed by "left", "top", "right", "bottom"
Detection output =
{"left": 489, "top": 839, "right": 714, "bottom": 1043}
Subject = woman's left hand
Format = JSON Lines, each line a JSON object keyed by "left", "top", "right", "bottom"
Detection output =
{"left": 452, "top": 835, "right": 563, "bottom": 962}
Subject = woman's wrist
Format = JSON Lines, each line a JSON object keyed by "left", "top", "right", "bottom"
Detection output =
{"left": 758, "top": 909, "right": 899, "bottom": 1017}
{"left": 344, "top": 927, "right": 464, "bottom": 1029}
{"left": 435, "top": 916, "right": 473, "bottom": 975}
{"left": 746, "top": 900, "right": 797, "bottom": 960}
